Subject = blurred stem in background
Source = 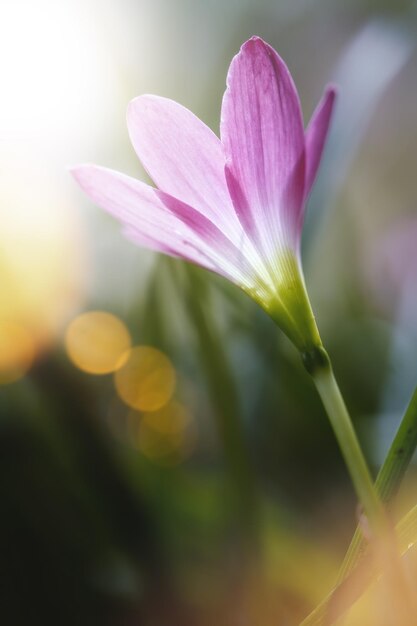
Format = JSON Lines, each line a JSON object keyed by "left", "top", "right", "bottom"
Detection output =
{"left": 180, "top": 265, "right": 259, "bottom": 550}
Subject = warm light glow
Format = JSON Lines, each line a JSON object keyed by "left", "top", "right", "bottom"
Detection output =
{"left": 0, "top": 321, "right": 36, "bottom": 385}
{"left": 65, "top": 311, "right": 131, "bottom": 375}
{"left": 129, "top": 401, "right": 197, "bottom": 465}
{"left": 114, "top": 346, "right": 176, "bottom": 411}
{"left": 0, "top": 0, "right": 179, "bottom": 371}
{"left": 0, "top": 154, "right": 85, "bottom": 363}
{"left": 0, "top": 0, "right": 120, "bottom": 149}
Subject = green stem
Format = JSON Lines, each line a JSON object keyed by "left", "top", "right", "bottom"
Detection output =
{"left": 298, "top": 379, "right": 417, "bottom": 625}
{"left": 305, "top": 347, "right": 385, "bottom": 534}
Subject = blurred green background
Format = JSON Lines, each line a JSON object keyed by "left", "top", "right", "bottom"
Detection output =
{"left": 1, "top": 0, "right": 417, "bottom": 624}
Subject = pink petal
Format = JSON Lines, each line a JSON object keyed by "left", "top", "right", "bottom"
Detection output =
{"left": 221, "top": 36, "right": 306, "bottom": 261}
{"left": 71, "top": 164, "right": 258, "bottom": 288}
{"left": 127, "top": 95, "right": 242, "bottom": 244}
{"left": 156, "top": 189, "right": 257, "bottom": 279}
{"left": 304, "top": 86, "right": 336, "bottom": 199}
{"left": 121, "top": 225, "right": 207, "bottom": 263}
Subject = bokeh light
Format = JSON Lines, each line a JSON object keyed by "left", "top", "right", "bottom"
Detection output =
{"left": 114, "top": 346, "right": 176, "bottom": 411}
{"left": 0, "top": 321, "right": 36, "bottom": 385}
{"left": 129, "top": 401, "right": 197, "bottom": 465}
{"left": 65, "top": 311, "right": 131, "bottom": 375}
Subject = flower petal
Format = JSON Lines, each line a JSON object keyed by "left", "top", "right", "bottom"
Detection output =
{"left": 221, "top": 36, "right": 306, "bottom": 261}
{"left": 304, "top": 86, "right": 336, "bottom": 199}
{"left": 71, "top": 164, "right": 259, "bottom": 288}
{"left": 71, "top": 164, "right": 211, "bottom": 268}
{"left": 127, "top": 95, "right": 242, "bottom": 243}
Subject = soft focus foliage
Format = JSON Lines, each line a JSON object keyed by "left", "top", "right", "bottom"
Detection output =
{"left": 1, "top": 1, "right": 417, "bottom": 624}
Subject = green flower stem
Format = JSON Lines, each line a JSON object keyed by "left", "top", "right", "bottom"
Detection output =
{"left": 304, "top": 347, "right": 385, "bottom": 535}
{"left": 337, "top": 386, "right": 417, "bottom": 581}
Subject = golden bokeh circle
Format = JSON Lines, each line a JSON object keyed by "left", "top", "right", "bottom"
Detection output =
{"left": 65, "top": 311, "right": 131, "bottom": 375}
{"left": 129, "top": 401, "right": 196, "bottom": 466}
{"left": 143, "top": 400, "right": 191, "bottom": 434}
{"left": 114, "top": 346, "right": 176, "bottom": 411}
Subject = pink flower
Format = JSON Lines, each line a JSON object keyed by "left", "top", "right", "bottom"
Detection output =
{"left": 72, "top": 37, "right": 336, "bottom": 352}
